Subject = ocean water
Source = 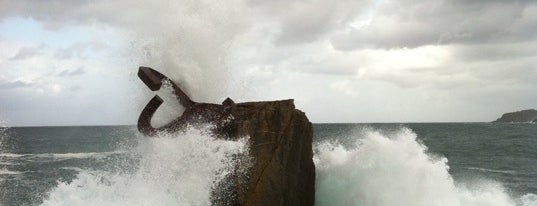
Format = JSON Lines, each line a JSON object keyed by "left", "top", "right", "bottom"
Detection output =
{"left": 0, "top": 123, "right": 536, "bottom": 206}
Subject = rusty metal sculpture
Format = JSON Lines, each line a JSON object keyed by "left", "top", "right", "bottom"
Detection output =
{"left": 137, "top": 66, "right": 236, "bottom": 137}
{"left": 136, "top": 67, "right": 316, "bottom": 205}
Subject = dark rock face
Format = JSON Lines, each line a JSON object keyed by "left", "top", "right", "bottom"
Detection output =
{"left": 493, "top": 109, "right": 537, "bottom": 123}
{"left": 137, "top": 67, "right": 315, "bottom": 206}
{"left": 232, "top": 100, "right": 315, "bottom": 206}
{"left": 211, "top": 100, "right": 315, "bottom": 206}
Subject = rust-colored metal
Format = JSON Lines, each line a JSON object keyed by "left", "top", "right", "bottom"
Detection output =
{"left": 137, "top": 66, "right": 235, "bottom": 137}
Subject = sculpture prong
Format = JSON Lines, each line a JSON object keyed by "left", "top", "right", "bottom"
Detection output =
{"left": 138, "top": 66, "right": 166, "bottom": 91}
{"left": 137, "top": 95, "right": 163, "bottom": 136}
{"left": 137, "top": 66, "right": 197, "bottom": 136}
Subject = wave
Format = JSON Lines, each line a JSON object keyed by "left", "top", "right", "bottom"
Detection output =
{"left": 0, "top": 161, "right": 18, "bottom": 165}
{"left": 40, "top": 126, "right": 249, "bottom": 206}
{"left": 313, "top": 127, "right": 535, "bottom": 206}
{"left": 466, "top": 167, "right": 518, "bottom": 174}
{"left": 39, "top": 151, "right": 126, "bottom": 160}
{"left": 0, "top": 151, "right": 125, "bottom": 161}
{"left": 0, "top": 153, "right": 25, "bottom": 158}
{"left": 0, "top": 168, "right": 22, "bottom": 175}
{"left": 36, "top": 125, "right": 536, "bottom": 206}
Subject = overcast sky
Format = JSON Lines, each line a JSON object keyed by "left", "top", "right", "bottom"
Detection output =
{"left": 0, "top": 0, "right": 536, "bottom": 126}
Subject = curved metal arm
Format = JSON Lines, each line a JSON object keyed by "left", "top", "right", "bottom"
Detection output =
{"left": 138, "top": 66, "right": 194, "bottom": 108}
{"left": 137, "top": 66, "right": 197, "bottom": 136}
{"left": 137, "top": 95, "right": 163, "bottom": 136}
{"left": 137, "top": 66, "right": 238, "bottom": 137}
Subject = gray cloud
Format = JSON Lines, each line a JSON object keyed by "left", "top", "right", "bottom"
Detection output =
{"left": 0, "top": 80, "right": 33, "bottom": 89}
{"left": 9, "top": 46, "right": 43, "bottom": 60}
{"left": 330, "top": 0, "right": 536, "bottom": 50}
{"left": 58, "top": 67, "right": 85, "bottom": 77}
{"left": 69, "top": 85, "right": 81, "bottom": 91}
{"left": 248, "top": 0, "right": 373, "bottom": 45}
{"left": 0, "top": 0, "right": 128, "bottom": 29}
{"left": 55, "top": 40, "right": 108, "bottom": 59}
{"left": 451, "top": 42, "right": 537, "bottom": 62}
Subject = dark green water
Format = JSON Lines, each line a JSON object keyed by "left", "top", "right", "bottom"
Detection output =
{"left": 0, "top": 123, "right": 536, "bottom": 205}
{"left": 314, "top": 123, "right": 537, "bottom": 196}
{"left": 0, "top": 126, "right": 138, "bottom": 205}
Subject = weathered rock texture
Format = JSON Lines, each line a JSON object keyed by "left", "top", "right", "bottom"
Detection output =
{"left": 137, "top": 67, "right": 315, "bottom": 206}
{"left": 493, "top": 109, "right": 537, "bottom": 123}
{"left": 226, "top": 100, "right": 315, "bottom": 206}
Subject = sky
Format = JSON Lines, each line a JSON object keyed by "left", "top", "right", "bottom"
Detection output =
{"left": 0, "top": 0, "right": 536, "bottom": 126}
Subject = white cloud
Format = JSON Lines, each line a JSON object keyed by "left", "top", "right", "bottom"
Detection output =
{"left": 51, "top": 83, "right": 62, "bottom": 94}
{"left": 0, "top": 17, "right": 138, "bottom": 126}
{"left": 0, "top": 0, "right": 535, "bottom": 125}
{"left": 330, "top": 79, "right": 357, "bottom": 97}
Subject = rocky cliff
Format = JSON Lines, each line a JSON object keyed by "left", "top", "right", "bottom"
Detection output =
{"left": 493, "top": 109, "right": 537, "bottom": 123}
{"left": 137, "top": 67, "right": 315, "bottom": 206}
{"left": 212, "top": 100, "right": 315, "bottom": 206}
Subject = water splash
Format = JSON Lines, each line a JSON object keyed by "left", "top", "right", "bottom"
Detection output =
{"left": 41, "top": 126, "right": 248, "bottom": 206}
{"left": 128, "top": 0, "right": 248, "bottom": 104}
{"left": 314, "top": 127, "right": 535, "bottom": 206}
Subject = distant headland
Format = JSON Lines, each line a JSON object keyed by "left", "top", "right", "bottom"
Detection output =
{"left": 493, "top": 109, "right": 537, "bottom": 123}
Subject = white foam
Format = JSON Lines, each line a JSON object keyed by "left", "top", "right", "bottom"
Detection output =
{"left": 42, "top": 151, "right": 125, "bottom": 160}
{"left": 0, "top": 161, "right": 17, "bottom": 165}
{"left": 0, "top": 151, "right": 124, "bottom": 160}
{"left": 0, "top": 153, "right": 25, "bottom": 158}
{"left": 466, "top": 167, "right": 518, "bottom": 174}
{"left": 519, "top": 194, "right": 537, "bottom": 206}
{"left": 41, "top": 126, "right": 248, "bottom": 206}
{"left": 314, "top": 127, "right": 529, "bottom": 206}
{"left": 0, "top": 168, "right": 21, "bottom": 175}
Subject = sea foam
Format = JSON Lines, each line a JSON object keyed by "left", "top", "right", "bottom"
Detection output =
{"left": 0, "top": 168, "right": 21, "bottom": 175}
{"left": 39, "top": 125, "right": 537, "bottom": 206}
{"left": 314, "top": 127, "right": 536, "bottom": 206}
{"left": 41, "top": 126, "right": 248, "bottom": 206}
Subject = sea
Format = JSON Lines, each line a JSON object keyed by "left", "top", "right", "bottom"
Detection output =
{"left": 0, "top": 123, "right": 536, "bottom": 206}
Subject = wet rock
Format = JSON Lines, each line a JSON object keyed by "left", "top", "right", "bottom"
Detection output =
{"left": 225, "top": 100, "right": 315, "bottom": 206}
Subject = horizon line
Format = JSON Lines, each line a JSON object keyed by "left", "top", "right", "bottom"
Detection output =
{"left": 2, "top": 121, "right": 499, "bottom": 128}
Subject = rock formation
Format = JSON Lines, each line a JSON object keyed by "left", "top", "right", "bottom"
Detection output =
{"left": 493, "top": 109, "right": 537, "bottom": 123}
{"left": 137, "top": 67, "right": 315, "bottom": 206}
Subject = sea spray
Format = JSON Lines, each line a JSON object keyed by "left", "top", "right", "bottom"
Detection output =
{"left": 520, "top": 194, "right": 537, "bottom": 206}
{"left": 124, "top": 0, "right": 250, "bottom": 131}
{"left": 127, "top": 0, "right": 248, "bottom": 104}
{"left": 41, "top": 126, "right": 249, "bottom": 206}
{"left": 313, "top": 127, "right": 529, "bottom": 206}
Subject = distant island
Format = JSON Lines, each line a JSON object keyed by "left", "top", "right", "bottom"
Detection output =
{"left": 493, "top": 109, "right": 537, "bottom": 123}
